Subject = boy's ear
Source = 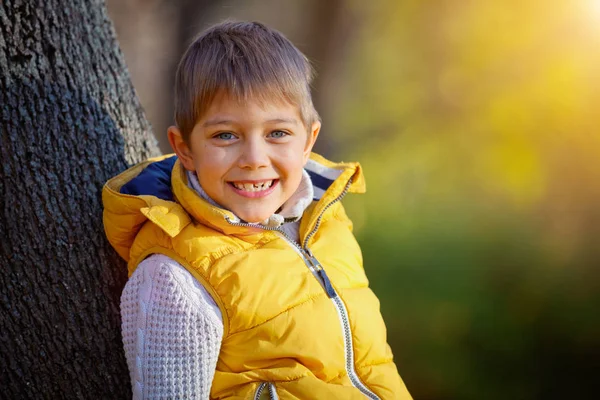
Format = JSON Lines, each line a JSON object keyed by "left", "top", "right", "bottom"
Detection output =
{"left": 167, "top": 126, "right": 195, "bottom": 171}
{"left": 303, "top": 121, "right": 321, "bottom": 163}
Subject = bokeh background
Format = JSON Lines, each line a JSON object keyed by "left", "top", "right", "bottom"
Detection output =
{"left": 107, "top": 1, "right": 600, "bottom": 399}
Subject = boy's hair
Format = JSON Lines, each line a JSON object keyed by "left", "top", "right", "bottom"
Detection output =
{"left": 174, "top": 21, "right": 320, "bottom": 142}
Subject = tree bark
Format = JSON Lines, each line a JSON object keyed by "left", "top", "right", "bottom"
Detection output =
{"left": 0, "top": 0, "right": 160, "bottom": 398}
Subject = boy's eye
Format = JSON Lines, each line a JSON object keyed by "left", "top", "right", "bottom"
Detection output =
{"left": 215, "top": 132, "right": 236, "bottom": 140}
{"left": 268, "top": 130, "right": 288, "bottom": 139}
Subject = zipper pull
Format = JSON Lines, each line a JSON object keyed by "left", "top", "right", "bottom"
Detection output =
{"left": 316, "top": 268, "right": 336, "bottom": 298}
{"left": 305, "top": 250, "right": 337, "bottom": 298}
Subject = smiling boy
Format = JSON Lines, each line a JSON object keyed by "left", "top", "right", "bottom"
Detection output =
{"left": 103, "top": 21, "right": 412, "bottom": 399}
{"left": 169, "top": 90, "right": 320, "bottom": 225}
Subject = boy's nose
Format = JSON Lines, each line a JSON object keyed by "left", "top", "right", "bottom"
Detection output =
{"left": 237, "top": 139, "right": 269, "bottom": 170}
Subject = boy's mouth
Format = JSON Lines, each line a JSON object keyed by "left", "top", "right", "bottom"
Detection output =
{"left": 228, "top": 179, "right": 278, "bottom": 195}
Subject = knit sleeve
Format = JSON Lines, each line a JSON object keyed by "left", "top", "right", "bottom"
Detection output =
{"left": 120, "top": 254, "right": 224, "bottom": 400}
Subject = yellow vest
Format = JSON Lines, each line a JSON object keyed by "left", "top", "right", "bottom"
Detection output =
{"left": 103, "top": 153, "right": 412, "bottom": 400}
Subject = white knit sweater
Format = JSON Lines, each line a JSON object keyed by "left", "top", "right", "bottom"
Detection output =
{"left": 121, "top": 254, "right": 223, "bottom": 399}
{"left": 120, "top": 171, "right": 314, "bottom": 399}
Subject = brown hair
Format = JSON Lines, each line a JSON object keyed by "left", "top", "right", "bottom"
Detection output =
{"left": 174, "top": 21, "right": 320, "bottom": 142}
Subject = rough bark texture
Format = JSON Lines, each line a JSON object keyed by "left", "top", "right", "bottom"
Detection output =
{"left": 0, "top": 0, "right": 160, "bottom": 398}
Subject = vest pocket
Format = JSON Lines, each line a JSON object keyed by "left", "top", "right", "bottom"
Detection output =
{"left": 254, "top": 382, "right": 279, "bottom": 400}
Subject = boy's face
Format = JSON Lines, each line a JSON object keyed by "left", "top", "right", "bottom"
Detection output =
{"left": 170, "top": 91, "right": 320, "bottom": 223}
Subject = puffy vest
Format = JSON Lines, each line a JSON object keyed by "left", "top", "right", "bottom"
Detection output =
{"left": 103, "top": 153, "right": 412, "bottom": 400}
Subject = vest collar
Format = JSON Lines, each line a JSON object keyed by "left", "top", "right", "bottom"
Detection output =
{"left": 170, "top": 160, "right": 245, "bottom": 235}
{"left": 107, "top": 153, "right": 365, "bottom": 240}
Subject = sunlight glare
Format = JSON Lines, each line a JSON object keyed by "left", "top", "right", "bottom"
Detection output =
{"left": 589, "top": 0, "right": 600, "bottom": 19}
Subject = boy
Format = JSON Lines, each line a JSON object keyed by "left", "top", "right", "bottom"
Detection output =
{"left": 103, "top": 21, "right": 411, "bottom": 399}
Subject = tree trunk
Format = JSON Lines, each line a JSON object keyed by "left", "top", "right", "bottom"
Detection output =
{"left": 0, "top": 0, "right": 160, "bottom": 398}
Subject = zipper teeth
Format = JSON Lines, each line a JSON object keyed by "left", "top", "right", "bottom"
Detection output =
{"left": 253, "top": 382, "right": 278, "bottom": 400}
{"left": 268, "top": 382, "right": 278, "bottom": 400}
{"left": 332, "top": 295, "right": 380, "bottom": 400}
{"left": 254, "top": 382, "right": 267, "bottom": 400}
{"left": 302, "top": 179, "right": 353, "bottom": 249}
{"left": 225, "top": 218, "right": 305, "bottom": 254}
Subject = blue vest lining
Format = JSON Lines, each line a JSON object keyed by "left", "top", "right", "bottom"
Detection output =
{"left": 120, "top": 156, "right": 177, "bottom": 201}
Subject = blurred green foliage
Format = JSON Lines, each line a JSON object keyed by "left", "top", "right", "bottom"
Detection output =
{"left": 333, "top": 1, "right": 600, "bottom": 398}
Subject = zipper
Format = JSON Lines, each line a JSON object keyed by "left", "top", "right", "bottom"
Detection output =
{"left": 226, "top": 178, "right": 379, "bottom": 399}
{"left": 225, "top": 215, "right": 336, "bottom": 297}
{"left": 331, "top": 293, "right": 380, "bottom": 399}
{"left": 302, "top": 179, "right": 353, "bottom": 250}
{"left": 254, "top": 382, "right": 278, "bottom": 400}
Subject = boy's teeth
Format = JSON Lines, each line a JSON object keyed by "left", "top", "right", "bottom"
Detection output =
{"left": 233, "top": 180, "right": 273, "bottom": 192}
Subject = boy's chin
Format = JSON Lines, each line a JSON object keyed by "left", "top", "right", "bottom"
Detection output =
{"left": 234, "top": 209, "right": 275, "bottom": 224}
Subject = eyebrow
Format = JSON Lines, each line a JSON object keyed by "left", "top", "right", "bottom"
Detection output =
{"left": 202, "top": 119, "right": 234, "bottom": 128}
{"left": 202, "top": 117, "right": 300, "bottom": 127}
{"left": 265, "top": 118, "right": 300, "bottom": 125}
